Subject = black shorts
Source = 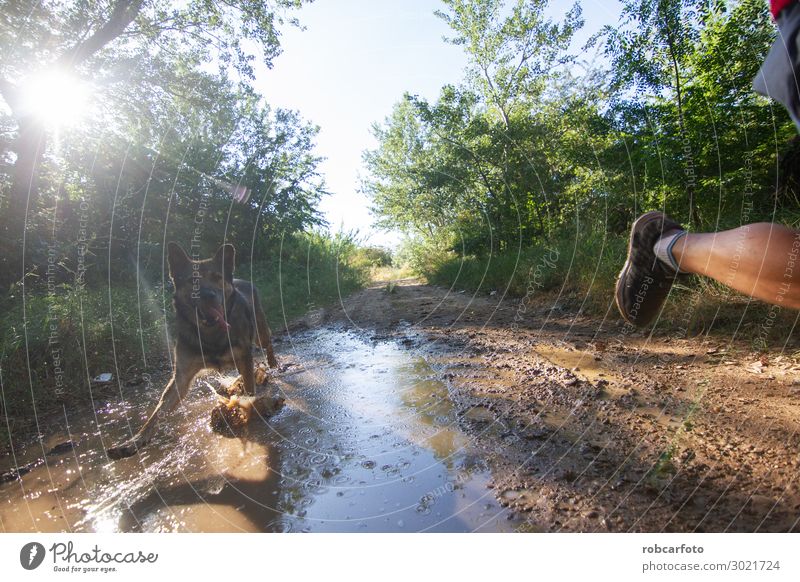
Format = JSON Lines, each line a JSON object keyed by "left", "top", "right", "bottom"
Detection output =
{"left": 753, "top": 2, "right": 800, "bottom": 132}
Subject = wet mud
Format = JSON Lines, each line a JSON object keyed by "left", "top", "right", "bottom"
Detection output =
{"left": 3, "top": 279, "right": 800, "bottom": 532}
{"left": 0, "top": 328, "right": 515, "bottom": 532}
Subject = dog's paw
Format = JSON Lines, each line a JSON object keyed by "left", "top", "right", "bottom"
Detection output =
{"left": 107, "top": 442, "right": 139, "bottom": 460}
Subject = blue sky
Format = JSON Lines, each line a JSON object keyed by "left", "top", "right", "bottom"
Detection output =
{"left": 256, "top": 0, "right": 622, "bottom": 248}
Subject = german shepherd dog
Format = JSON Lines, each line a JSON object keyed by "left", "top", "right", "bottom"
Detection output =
{"left": 107, "top": 242, "right": 278, "bottom": 459}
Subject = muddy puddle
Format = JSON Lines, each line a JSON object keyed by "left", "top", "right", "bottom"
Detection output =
{"left": 0, "top": 329, "right": 517, "bottom": 532}
{"left": 534, "top": 344, "right": 614, "bottom": 383}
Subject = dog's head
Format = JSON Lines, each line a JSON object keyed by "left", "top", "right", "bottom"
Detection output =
{"left": 168, "top": 242, "right": 235, "bottom": 331}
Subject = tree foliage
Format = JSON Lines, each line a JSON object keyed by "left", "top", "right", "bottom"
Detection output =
{"left": 364, "top": 0, "right": 796, "bottom": 259}
{"left": 0, "top": 0, "right": 324, "bottom": 289}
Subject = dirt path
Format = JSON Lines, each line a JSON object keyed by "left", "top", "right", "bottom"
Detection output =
{"left": 302, "top": 278, "right": 800, "bottom": 532}
{"left": 3, "top": 278, "right": 799, "bottom": 532}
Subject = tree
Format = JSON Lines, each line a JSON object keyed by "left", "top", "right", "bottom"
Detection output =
{"left": 600, "top": 0, "right": 720, "bottom": 227}
{"left": 366, "top": 1, "right": 592, "bottom": 255}
{"left": 365, "top": 0, "right": 793, "bottom": 271}
{"left": 0, "top": 0, "right": 309, "bottom": 287}
{"left": 435, "top": 0, "right": 583, "bottom": 126}
{"left": 364, "top": 94, "right": 464, "bottom": 239}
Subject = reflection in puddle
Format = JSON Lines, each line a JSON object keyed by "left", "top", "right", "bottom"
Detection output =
{"left": 0, "top": 329, "right": 517, "bottom": 532}
{"left": 534, "top": 345, "right": 610, "bottom": 382}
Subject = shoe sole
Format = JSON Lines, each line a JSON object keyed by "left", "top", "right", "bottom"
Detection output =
{"left": 615, "top": 211, "right": 670, "bottom": 326}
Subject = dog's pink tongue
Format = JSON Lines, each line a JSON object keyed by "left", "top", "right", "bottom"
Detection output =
{"left": 208, "top": 305, "right": 231, "bottom": 331}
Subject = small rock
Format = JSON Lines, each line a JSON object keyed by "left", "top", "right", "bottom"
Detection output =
{"left": 47, "top": 441, "right": 75, "bottom": 456}
{"left": 584, "top": 510, "right": 599, "bottom": 519}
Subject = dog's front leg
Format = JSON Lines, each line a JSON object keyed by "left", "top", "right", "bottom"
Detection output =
{"left": 235, "top": 348, "right": 256, "bottom": 396}
{"left": 107, "top": 348, "right": 201, "bottom": 459}
{"left": 254, "top": 302, "right": 278, "bottom": 368}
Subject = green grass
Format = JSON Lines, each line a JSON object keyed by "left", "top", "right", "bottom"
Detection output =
{"left": 243, "top": 232, "right": 370, "bottom": 327}
{"left": 414, "top": 230, "right": 800, "bottom": 346}
{"left": 0, "top": 283, "right": 169, "bottom": 447}
{"left": 421, "top": 230, "right": 628, "bottom": 311}
{"left": 0, "top": 232, "right": 370, "bottom": 451}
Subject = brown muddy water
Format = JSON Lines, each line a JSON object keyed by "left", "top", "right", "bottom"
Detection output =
{"left": 0, "top": 329, "right": 517, "bottom": 532}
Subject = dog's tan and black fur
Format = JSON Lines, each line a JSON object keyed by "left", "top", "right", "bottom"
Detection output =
{"left": 107, "top": 242, "right": 277, "bottom": 459}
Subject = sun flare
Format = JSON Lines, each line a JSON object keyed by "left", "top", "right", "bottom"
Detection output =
{"left": 21, "top": 70, "right": 89, "bottom": 127}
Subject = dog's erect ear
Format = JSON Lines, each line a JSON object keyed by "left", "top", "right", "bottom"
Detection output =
{"left": 167, "top": 242, "right": 191, "bottom": 279}
{"left": 213, "top": 244, "right": 235, "bottom": 280}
